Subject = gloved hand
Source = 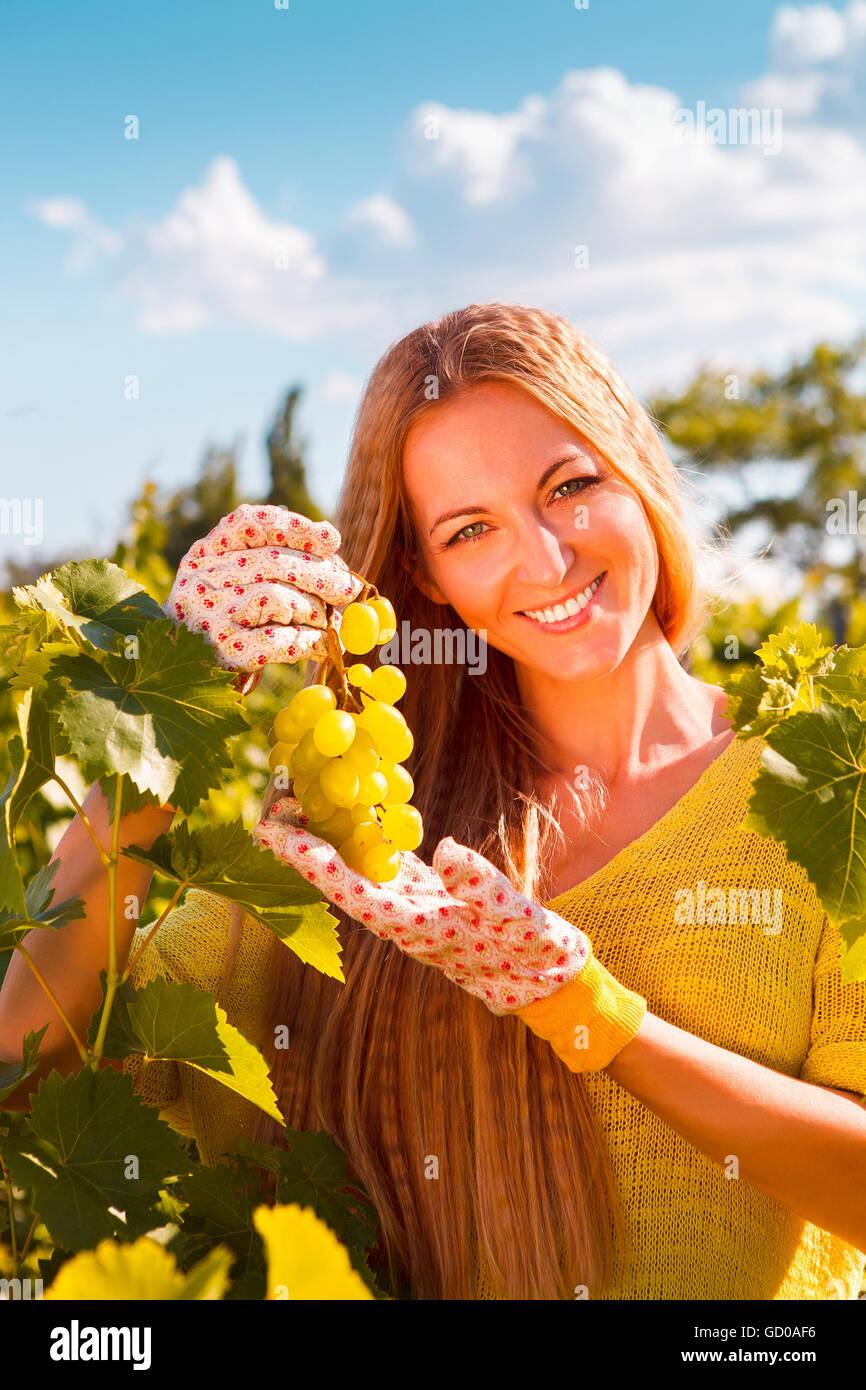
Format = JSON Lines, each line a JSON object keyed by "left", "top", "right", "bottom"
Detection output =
{"left": 163, "top": 504, "right": 363, "bottom": 673}
{"left": 253, "top": 797, "right": 647, "bottom": 1072}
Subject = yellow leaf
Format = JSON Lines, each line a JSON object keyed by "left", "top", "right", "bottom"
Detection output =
{"left": 253, "top": 1203, "right": 373, "bottom": 1300}
{"left": 44, "top": 1235, "right": 232, "bottom": 1300}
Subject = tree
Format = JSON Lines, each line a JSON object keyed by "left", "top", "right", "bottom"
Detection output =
{"left": 648, "top": 336, "right": 866, "bottom": 643}
{"left": 264, "top": 386, "right": 324, "bottom": 521}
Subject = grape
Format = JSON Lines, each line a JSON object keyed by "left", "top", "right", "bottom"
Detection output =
{"left": 291, "top": 729, "right": 329, "bottom": 775}
{"left": 350, "top": 803, "right": 378, "bottom": 825}
{"left": 346, "top": 663, "right": 373, "bottom": 690}
{"left": 274, "top": 707, "right": 307, "bottom": 744}
{"left": 337, "top": 835, "right": 368, "bottom": 872}
{"left": 367, "top": 664, "right": 407, "bottom": 704}
{"left": 319, "top": 758, "right": 361, "bottom": 808}
{"left": 381, "top": 804, "right": 423, "bottom": 851}
{"left": 352, "top": 820, "right": 385, "bottom": 852}
{"left": 357, "top": 770, "right": 388, "bottom": 805}
{"left": 268, "top": 740, "right": 297, "bottom": 775}
{"left": 291, "top": 770, "right": 315, "bottom": 800}
{"left": 342, "top": 727, "right": 378, "bottom": 775}
{"left": 287, "top": 684, "right": 337, "bottom": 730}
{"left": 312, "top": 806, "right": 355, "bottom": 845}
{"left": 379, "top": 760, "right": 414, "bottom": 805}
{"left": 388, "top": 726, "right": 414, "bottom": 763}
{"left": 312, "top": 709, "right": 356, "bottom": 757}
{"left": 357, "top": 700, "right": 408, "bottom": 759}
{"left": 300, "top": 780, "right": 335, "bottom": 823}
{"left": 340, "top": 602, "right": 380, "bottom": 654}
{"left": 363, "top": 843, "right": 401, "bottom": 882}
{"left": 369, "top": 597, "right": 397, "bottom": 643}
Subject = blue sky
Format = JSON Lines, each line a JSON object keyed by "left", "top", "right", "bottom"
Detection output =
{"left": 1, "top": 0, "right": 863, "bottom": 572}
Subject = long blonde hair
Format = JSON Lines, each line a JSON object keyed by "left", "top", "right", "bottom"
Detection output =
{"left": 251, "top": 302, "right": 702, "bottom": 1299}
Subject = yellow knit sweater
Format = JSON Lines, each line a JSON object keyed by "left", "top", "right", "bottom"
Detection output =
{"left": 124, "top": 734, "right": 866, "bottom": 1300}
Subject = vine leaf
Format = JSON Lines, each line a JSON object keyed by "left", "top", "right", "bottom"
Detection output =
{"left": 0, "top": 735, "right": 27, "bottom": 915}
{"left": 122, "top": 820, "right": 343, "bottom": 980}
{"left": 0, "top": 1068, "right": 191, "bottom": 1252}
{"left": 0, "top": 860, "right": 85, "bottom": 951}
{"left": 233, "top": 1133, "right": 379, "bottom": 1252}
{"left": 12, "top": 559, "right": 165, "bottom": 656}
{"left": 40, "top": 619, "right": 249, "bottom": 812}
{"left": 174, "top": 1156, "right": 269, "bottom": 1296}
{"left": 253, "top": 1203, "right": 373, "bottom": 1300}
{"left": 744, "top": 704, "right": 866, "bottom": 923}
{"left": 8, "top": 692, "right": 70, "bottom": 828}
{"left": 0, "top": 1025, "right": 48, "bottom": 1105}
{"left": 44, "top": 1233, "right": 233, "bottom": 1300}
{"left": 86, "top": 974, "right": 285, "bottom": 1124}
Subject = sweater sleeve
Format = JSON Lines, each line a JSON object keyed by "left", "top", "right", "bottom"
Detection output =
{"left": 798, "top": 913, "right": 866, "bottom": 1100}
{"left": 122, "top": 889, "right": 281, "bottom": 1165}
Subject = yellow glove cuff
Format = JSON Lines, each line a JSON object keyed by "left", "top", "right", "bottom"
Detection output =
{"left": 515, "top": 955, "right": 647, "bottom": 1073}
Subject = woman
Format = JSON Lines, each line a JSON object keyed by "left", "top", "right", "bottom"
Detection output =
{"left": 3, "top": 303, "right": 865, "bottom": 1301}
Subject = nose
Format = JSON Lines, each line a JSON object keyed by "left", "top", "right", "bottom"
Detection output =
{"left": 512, "top": 521, "right": 572, "bottom": 590}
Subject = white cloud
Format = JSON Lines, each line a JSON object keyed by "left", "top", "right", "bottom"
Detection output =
{"left": 344, "top": 194, "right": 416, "bottom": 248}
{"left": 30, "top": 195, "right": 121, "bottom": 271}
{"left": 321, "top": 370, "right": 362, "bottom": 402}
{"left": 746, "top": 1, "right": 866, "bottom": 119}
{"left": 29, "top": 12, "right": 866, "bottom": 391}
{"left": 771, "top": 2, "right": 850, "bottom": 67}
{"left": 404, "top": 95, "right": 546, "bottom": 205}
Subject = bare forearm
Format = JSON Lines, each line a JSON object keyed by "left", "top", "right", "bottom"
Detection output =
{"left": 605, "top": 1010, "right": 866, "bottom": 1250}
{"left": 0, "top": 783, "right": 174, "bottom": 1093}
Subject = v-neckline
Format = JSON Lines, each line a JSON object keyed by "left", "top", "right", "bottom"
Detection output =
{"left": 544, "top": 731, "right": 750, "bottom": 910}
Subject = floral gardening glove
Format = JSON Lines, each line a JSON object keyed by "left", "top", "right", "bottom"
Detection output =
{"left": 253, "top": 797, "right": 647, "bottom": 1072}
{"left": 163, "top": 503, "right": 363, "bottom": 673}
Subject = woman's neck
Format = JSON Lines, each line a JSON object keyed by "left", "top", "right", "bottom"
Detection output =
{"left": 514, "top": 616, "right": 727, "bottom": 790}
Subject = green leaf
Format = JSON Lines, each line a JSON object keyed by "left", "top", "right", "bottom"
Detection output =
{"left": 0, "top": 1067, "right": 191, "bottom": 1252}
{"left": 233, "top": 1133, "right": 379, "bottom": 1252}
{"left": 753, "top": 622, "right": 834, "bottom": 680}
{"left": 13, "top": 559, "right": 165, "bottom": 656}
{"left": 41, "top": 619, "right": 249, "bottom": 812}
{"left": 264, "top": 901, "right": 343, "bottom": 976}
{"left": 0, "top": 860, "right": 85, "bottom": 952}
{"left": 0, "top": 608, "right": 54, "bottom": 674}
{"left": 175, "top": 1156, "right": 268, "bottom": 1296}
{"left": 44, "top": 1233, "right": 233, "bottom": 1300}
{"left": 8, "top": 691, "right": 69, "bottom": 827}
{"left": 0, "top": 734, "right": 27, "bottom": 915}
{"left": 745, "top": 704, "right": 866, "bottom": 922}
{"left": 122, "top": 820, "right": 343, "bottom": 979}
{"left": 87, "top": 975, "right": 284, "bottom": 1124}
{"left": 839, "top": 917, "right": 866, "bottom": 985}
{"left": 816, "top": 645, "right": 866, "bottom": 712}
{"left": 0, "top": 1025, "right": 48, "bottom": 1106}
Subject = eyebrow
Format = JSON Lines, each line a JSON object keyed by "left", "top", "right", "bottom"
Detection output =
{"left": 428, "top": 448, "right": 593, "bottom": 537}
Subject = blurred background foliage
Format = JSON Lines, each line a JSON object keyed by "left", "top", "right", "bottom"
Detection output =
{"left": 2, "top": 341, "right": 866, "bottom": 895}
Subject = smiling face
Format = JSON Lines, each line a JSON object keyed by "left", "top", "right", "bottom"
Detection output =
{"left": 402, "top": 379, "right": 662, "bottom": 686}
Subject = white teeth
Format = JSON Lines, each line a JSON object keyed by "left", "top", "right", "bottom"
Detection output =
{"left": 523, "top": 575, "right": 603, "bottom": 624}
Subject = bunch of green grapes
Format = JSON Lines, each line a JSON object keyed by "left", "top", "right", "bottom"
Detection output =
{"left": 267, "top": 594, "right": 422, "bottom": 882}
